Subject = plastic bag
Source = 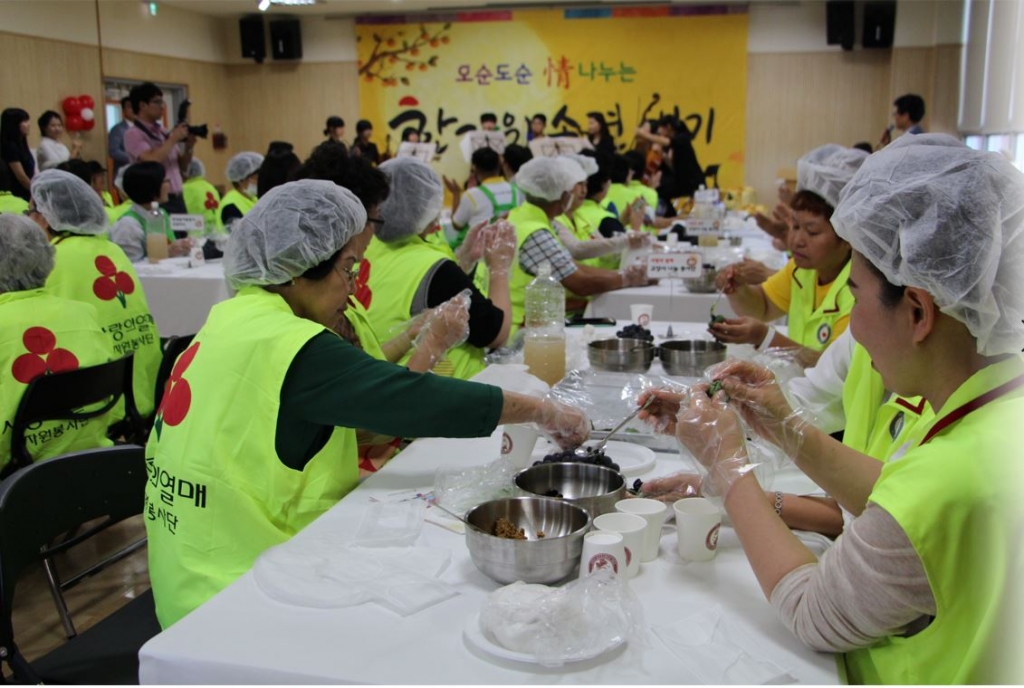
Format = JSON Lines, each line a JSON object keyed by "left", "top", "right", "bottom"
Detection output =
{"left": 478, "top": 568, "right": 645, "bottom": 667}
{"left": 433, "top": 456, "right": 519, "bottom": 516}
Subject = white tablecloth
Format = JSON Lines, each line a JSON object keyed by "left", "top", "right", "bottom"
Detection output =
{"left": 586, "top": 280, "right": 737, "bottom": 325}
{"left": 138, "top": 361, "right": 836, "bottom": 684}
{"left": 135, "top": 258, "right": 232, "bottom": 337}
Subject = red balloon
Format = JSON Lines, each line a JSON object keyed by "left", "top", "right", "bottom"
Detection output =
{"left": 66, "top": 114, "right": 84, "bottom": 131}
{"left": 79, "top": 94, "right": 95, "bottom": 110}
{"left": 81, "top": 118, "right": 95, "bottom": 131}
{"left": 62, "top": 96, "right": 82, "bottom": 116}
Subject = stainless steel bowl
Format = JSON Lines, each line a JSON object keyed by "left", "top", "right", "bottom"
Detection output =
{"left": 514, "top": 462, "right": 626, "bottom": 518}
{"left": 464, "top": 497, "right": 591, "bottom": 585}
{"left": 682, "top": 265, "right": 718, "bottom": 294}
{"left": 587, "top": 338, "right": 655, "bottom": 373}
{"left": 659, "top": 339, "right": 727, "bottom": 377}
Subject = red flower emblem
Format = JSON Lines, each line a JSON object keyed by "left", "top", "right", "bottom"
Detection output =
{"left": 92, "top": 256, "right": 135, "bottom": 308}
{"left": 354, "top": 260, "right": 372, "bottom": 309}
{"left": 11, "top": 327, "right": 80, "bottom": 384}
{"left": 154, "top": 342, "right": 200, "bottom": 440}
{"left": 203, "top": 191, "right": 219, "bottom": 211}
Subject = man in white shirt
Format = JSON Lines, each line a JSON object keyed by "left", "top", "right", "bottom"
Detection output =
{"left": 451, "top": 148, "right": 521, "bottom": 243}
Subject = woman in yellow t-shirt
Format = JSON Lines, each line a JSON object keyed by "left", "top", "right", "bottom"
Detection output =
{"left": 712, "top": 145, "right": 868, "bottom": 366}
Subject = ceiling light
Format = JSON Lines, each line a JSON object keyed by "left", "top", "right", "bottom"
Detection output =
{"left": 258, "top": 0, "right": 318, "bottom": 10}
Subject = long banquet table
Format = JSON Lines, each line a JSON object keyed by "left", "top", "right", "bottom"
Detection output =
{"left": 134, "top": 257, "right": 232, "bottom": 337}
{"left": 138, "top": 322, "right": 835, "bottom": 684}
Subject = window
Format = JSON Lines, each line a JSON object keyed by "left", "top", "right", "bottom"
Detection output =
{"left": 964, "top": 133, "right": 1024, "bottom": 172}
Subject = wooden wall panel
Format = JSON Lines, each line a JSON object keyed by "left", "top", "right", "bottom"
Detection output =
{"left": 930, "top": 44, "right": 962, "bottom": 135}
{"left": 745, "top": 50, "right": 891, "bottom": 204}
{"left": 223, "top": 61, "right": 361, "bottom": 164}
{"left": 890, "top": 47, "right": 935, "bottom": 131}
{"left": 101, "top": 48, "right": 232, "bottom": 185}
{"left": 0, "top": 31, "right": 106, "bottom": 165}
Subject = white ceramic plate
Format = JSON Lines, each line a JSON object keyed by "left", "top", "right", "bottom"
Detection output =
{"left": 531, "top": 440, "right": 657, "bottom": 478}
{"left": 463, "top": 613, "right": 625, "bottom": 665}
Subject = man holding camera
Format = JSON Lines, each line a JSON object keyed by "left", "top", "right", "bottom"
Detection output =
{"left": 124, "top": 82, "right": 196, "bottom": 214}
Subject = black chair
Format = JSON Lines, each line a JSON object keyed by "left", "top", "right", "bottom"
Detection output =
{"left": 153, "top": 335, "right": 196, "bottom": 420}
{"left": 0, "top": 446, "right": 160, "bottom": 684}
{"left": 7, "top": 355, "right": 145, "bottom": 639}
{"left": 704, "top": 164, "right": 720, "bottom": 189}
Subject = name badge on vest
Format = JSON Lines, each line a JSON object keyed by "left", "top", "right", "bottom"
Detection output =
{"left": 816, "top": 322, "right": 832, "bottom": 346}
{"left": 889, "top": 410, "right": 906, "bottom": 441}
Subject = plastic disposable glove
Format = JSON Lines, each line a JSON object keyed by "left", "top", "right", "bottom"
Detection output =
{"left": 620, "top": 262, "right": 648, "bottom": 287}
{"left": 638, "top": 472, "right": 702, "bottom": 503}
{"left": 414, "top": 289, "right": 471, "bottom": 368}
{"left": 536, "top": 398, "right": 591, "bottom": 450}
{"left": 708, "top": 316, "right": 769, "bottom": 346}
{"left": 454, "top": 221, "right": 488, "bottom": 273}
{"left": 626, "top": 231, "right": 652, "bottom": 250}
{"left": 674, "top": 383, "right": 752, "bottom": 498}
{"left": 482, "top": 220, "right": 517, "bottom": 276}
{"left": 637, "top": 388, "right": 686, "bottom": 435}
{"left": 168, "top": 238, "right": 193, "bottom": 258}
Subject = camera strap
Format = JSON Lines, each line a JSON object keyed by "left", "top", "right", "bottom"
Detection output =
{"left": 135, "top": 120, "right": 167, "bottom": 145}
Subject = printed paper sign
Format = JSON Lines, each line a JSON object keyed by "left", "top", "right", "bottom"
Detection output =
{"left": 170, "top": 214, "right": 206, "bottom": 234}
{"left": 684, "top": 218, "right": 723, "bottom": 236}
{"left": 646, "top": 252, "right": 702, "bottom": 279}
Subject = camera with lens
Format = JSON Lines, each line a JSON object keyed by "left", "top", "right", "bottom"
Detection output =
{"left": 177, "top": 99, "right": 209, "bottom": 139}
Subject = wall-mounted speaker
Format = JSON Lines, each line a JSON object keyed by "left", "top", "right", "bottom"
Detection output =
{"left": 826, "top": 0, "right": 856, "bottom": 51}
{"left": 240, "top": 15, "right": 266, "bottom": 63}
{"left": 270, "top": 19, "right": 302, "bottom": 61}
{"left": 863, "top": 1, "right": 896, "bottom": 48}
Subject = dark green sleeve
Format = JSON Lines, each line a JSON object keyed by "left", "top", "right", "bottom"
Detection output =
{"left": 276, "top": 332, "right": 504, "bottom": 470}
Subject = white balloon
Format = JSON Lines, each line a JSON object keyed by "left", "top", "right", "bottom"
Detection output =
{"left": 80, "top": 108, "right": 94, "bottom": 122}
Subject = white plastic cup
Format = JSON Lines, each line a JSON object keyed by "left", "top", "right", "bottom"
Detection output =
{"left": 629, "top": 303, "right": 654, "bottom": 328}
{"left": 615, "top": 498, "right": 668, "bottom": 562}
{"left": 500, "top": 424, "right": 539, "bottom": 470}
{"left": 593, "top": 512, "right": 646, "bottom": 578}
{"left": 673, "top": 498, "right": 722, "bottom": 562}
{"left": 579, "top": 531, "right": 626, "bottom": 579}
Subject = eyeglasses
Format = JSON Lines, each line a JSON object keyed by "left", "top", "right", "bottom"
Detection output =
{"left": 366, "top": 217, "right": 385, "bottom": 230}
{"left": 334, "top": 264, "right": 359, "bottom": 282}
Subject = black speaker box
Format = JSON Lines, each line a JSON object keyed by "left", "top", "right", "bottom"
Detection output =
{"left": 863, "top": 1, "right": 896, "bottom": 48}
{"left": 270, "top": 19, "right": 302, "bottom": 60}
{"left": 239, "top": 15, "right": 266, "bottom": 63}
{"left": 826, "top": 0, "right": 856, "bottom": 51}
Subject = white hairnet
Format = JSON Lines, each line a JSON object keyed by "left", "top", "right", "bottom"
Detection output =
{"left": 797, "top": 144, "right": 868, "bottom": 209}
{"left": 833, "top": 134, "right": 1024, "bottom": 356}
{"left": 186, "top": 158, "right": 206, "bottom": 180}
{"left": 224, "top": 179, "right": 368, "bottom": 290}
{"left": 226, "top": 152, "right": 264, "bottom": 183}
{"left": 560, "top": 153, "right": 598, "bottom": 178}
{"left": 516, "top": 157, "right": 576, "bottom": 202}
{"left": 555, "top": 157, "right": 588, "bottom": 187}
{"left": 376, "top": 157, "right": 444, "bottom": 242}
{"left": 0, "top": 214, "right": 56, "bottom": 292}
{"left": 30, "top": 169, "right": 109, "bottom": 235}
{"left": 114, "top": 166, "right": 127, "bottom": 194}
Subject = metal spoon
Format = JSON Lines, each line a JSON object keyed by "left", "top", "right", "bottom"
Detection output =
{"left": 431, "top": 502, "right": 475, "bottom": 529}
{"left": 574, "top": 396, "right": 655, "bottom": 458}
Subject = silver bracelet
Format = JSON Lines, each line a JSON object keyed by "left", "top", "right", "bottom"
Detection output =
{"left": 774, "top": 491, "right": 784, "bottom": 516}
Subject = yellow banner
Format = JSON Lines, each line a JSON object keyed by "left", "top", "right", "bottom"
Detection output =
{"left": 356, "top": 7, "right": 747, "bottom": 189}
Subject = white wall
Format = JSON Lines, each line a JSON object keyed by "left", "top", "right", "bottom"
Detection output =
{"left": 96, "top": 0, "right": 230, "bottom": 62}
{"left": 0, "top": 0, "right": 99, "bottom": 44}
{"left": 222, "top": 15, "right": 357, "bottom": 64}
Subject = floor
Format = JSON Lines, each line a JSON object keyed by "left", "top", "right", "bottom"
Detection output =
{"left": 8, "top": 515, "right": 150, "bottom": 667}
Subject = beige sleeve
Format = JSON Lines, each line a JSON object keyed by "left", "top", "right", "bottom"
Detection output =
{"left": 769, "top": 502, "right": 936, "bottom": 653}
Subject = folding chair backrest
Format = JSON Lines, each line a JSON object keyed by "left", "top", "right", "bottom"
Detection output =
{"left": 9, "top": 355, "right": 133, "bottom": 474}
{"left": 0, "top": 446, "right": 146, "bottom": 657}
{"left": 153, "top": 335, "right": 196, "bottom": 416}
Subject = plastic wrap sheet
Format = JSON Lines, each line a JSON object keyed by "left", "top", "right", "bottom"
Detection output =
{"left": 433, "top": 457, "right": 520, "bottom": 515}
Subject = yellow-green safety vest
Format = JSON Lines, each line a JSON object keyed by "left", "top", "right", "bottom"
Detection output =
{"left": 602, "top": 183, "right": 638, "bottom": 220}
{"left": 44, "top": 233, "right": 161, "bottom": 417}
{"left": 0, "top": 191, "right": 29, "bottom": 215}
{"left": 107, "top": 201, "right": 132, "bottom": 224}
{"left": 423, "top": 229, "right": 457, "bottom": 260}
{"left": 506, "top": 202, "right": 559, "bottom": 340}
{"left": 843, "top": 356, "right": 1024, "bottom": 684}
{"left": 476, "top": 182, "right": 520, "bottom": 220}
{"left": 572, "top": 199, "right": 620, "bottom": 270}
{"left": 363, "top": 235, "right": 479, "bottom": 379}
{"left": 0, "top": 289, "right": 116, "bottom": 473}
{"left": 841, "top": 342, "right": 933, "bottom": 460}
{"left": 145, "top": 287, "right": 358, "bottom": 628}
{"left": 344, "top": 297, "right": 386, "bottom": 362}
{"left": 183, "top": 176, "right": 224, "bottom": 233}
{"left": 628, "top": 179, "right": 659, "bottom": 209}
{"left": 788, "top": 260, "right": 853, "bottom": 351}
{"left": 101, "top": 190, "right": 114, "bottom": 209}
{"left": 220, "top": 188, "right": 257, "bottom": 226}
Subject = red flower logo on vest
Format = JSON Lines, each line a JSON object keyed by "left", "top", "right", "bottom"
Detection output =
{"left": 92, "top": 256, "right": 135, "bottom": 309}
{"left": 204, "top": 192, "right": 219, "bottom": 211}
{"left": 11, "top": 327, "right": 80, "bottom": 383}
{"left": 354, "top": 260, "right": 372, "bottom": 308}
{"left": 154, "top": 342, "right": 200, "bottom": 440}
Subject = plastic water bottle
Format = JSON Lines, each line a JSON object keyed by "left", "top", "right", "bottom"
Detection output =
{"left": 523, "top": 262, "right": 566, "bottom": 386}
{"left": 144, "top": 202, "right": 169, "bottom": 263}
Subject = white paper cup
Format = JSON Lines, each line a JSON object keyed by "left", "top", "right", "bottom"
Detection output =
{"left": 500, "top": 424, "right": 538, "bottom": 470}
{"left": 673, "top": 498, "right": 722, "bottom": 562}
{"left": 579, "top": 531, "right": 626, "bottom": 579}
{"left": 615, "top": 498, "right": 668, "bottom": 562}
{"left": 593, "top": 512, "right": 646, "bottom": 578}
{"left": 629, "top": 303, "right": 654, "bottom": 328}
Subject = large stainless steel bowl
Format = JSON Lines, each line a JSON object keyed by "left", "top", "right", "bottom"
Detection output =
{"left": 588, "top": 338, "right": 655, "bottom": 373}
{"left": 464, "top": 497, "right": 591, "bottom": 585}
{"left": 683, "top": 265, "right": 719, "bottom": 294}
{"left": 514, "top": 462, "right": 625, "bottom": 518}
{"left": 659, "top": 339, "right": 727, "bottom": 377}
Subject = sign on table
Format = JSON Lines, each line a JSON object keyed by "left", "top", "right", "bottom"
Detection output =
{"left": 645, "top": 252, "right": 702, "bottom": 279}
{"left": 170, "top": 214, "right": 206, "bottom": 234}
{"left": 683, "top": 218, "right": 724, "bottom": 237}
